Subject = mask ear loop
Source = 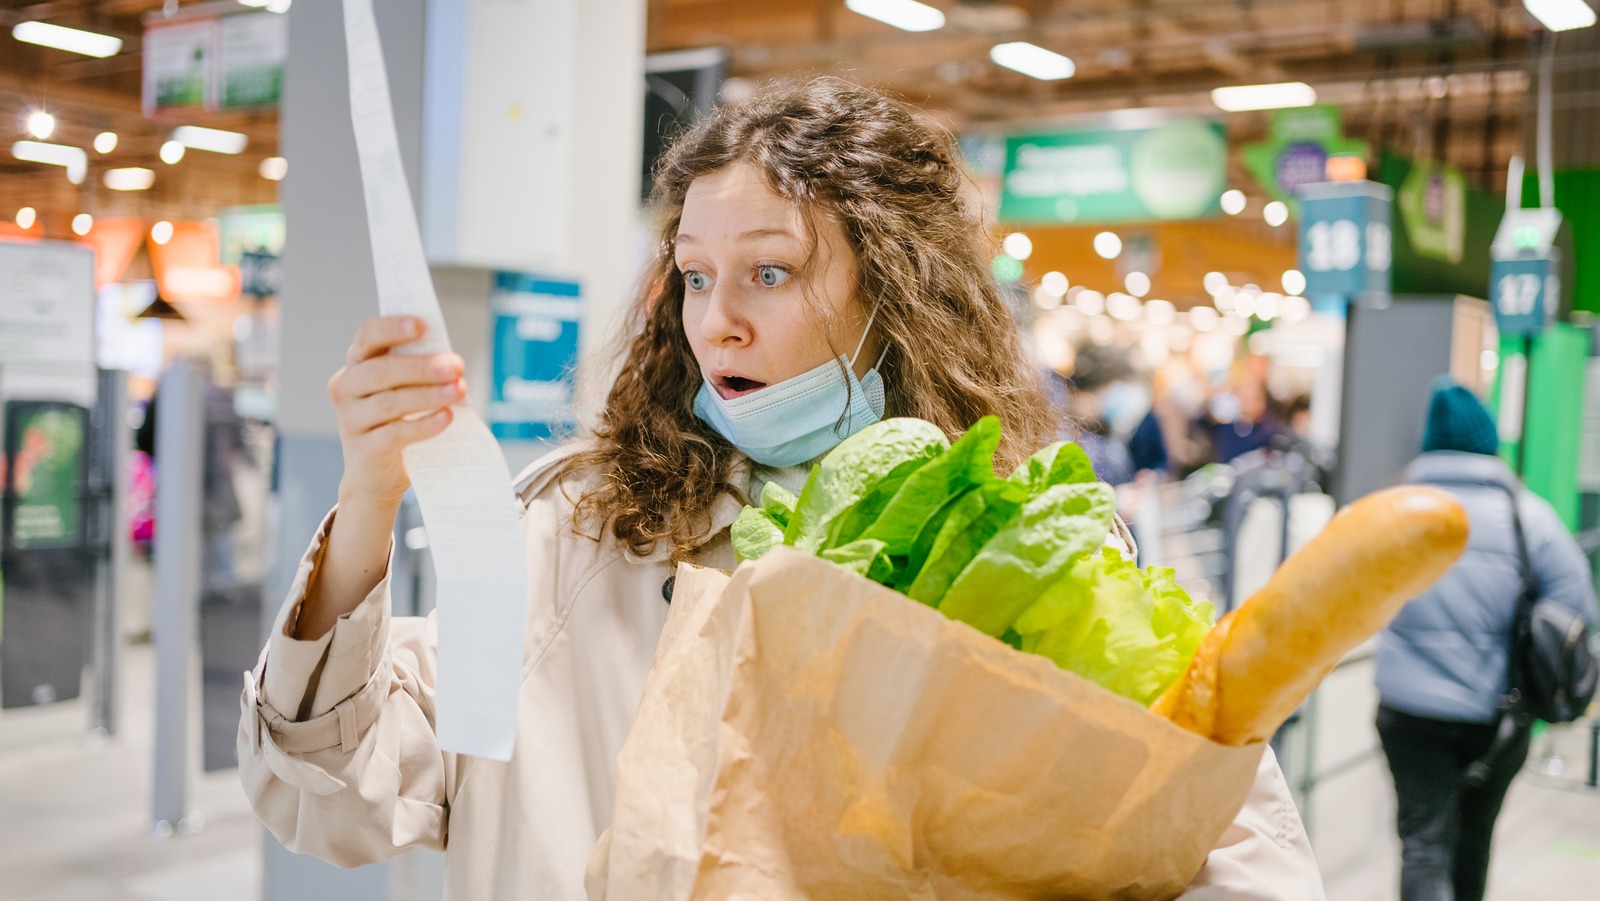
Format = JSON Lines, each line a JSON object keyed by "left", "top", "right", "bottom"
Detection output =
{"left": 849, "top": 307, "right": 880, "bottom": 369}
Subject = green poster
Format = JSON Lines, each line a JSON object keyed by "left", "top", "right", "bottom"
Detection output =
{"left": 6, "top": 406, "right": 85, "bottom": 550}
{"left": 1241, "top": 105, "right": 1368, "bottom": 208}
{"left": 999, "top": 119, "right": 1227, "bottom": 224}
{"left": 220, "top": 12, "right": 287, "bottom": 109}
{"left": 143, "top": 20, "right": 216, "bottom": 113}
{"left": 1398, "top": 160, "right": 1467, "bottom": 264}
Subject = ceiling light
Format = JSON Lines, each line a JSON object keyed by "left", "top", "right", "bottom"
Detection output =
{"left": 151, "top": 221, "right": 174, "bottom": 245}
{"left": 1523, "top": 0, "right": 1597, "bottom": 31}
{"left": 990, "top": 42, "right": 1075, "bottom": 81}
{"left": 1213, "top": 285, "right": 1236, "bottom": 312}
{"left": 1220, "top": 189, "right": 1246, "bottom": 215}
{"left": 15, "top": 207, "right": 36, "bottom": 229}
{"left": 1281, "top": 269, "right": 1307, "bottom": 295}
{"left": 1145, "top": 299, "right": 1176, "bottom": 326}
{"left": 12, "top": 140, "right": 87, "bottom": 184}
{"left": 1106, "top": 292, "right": 1142, "bottom": 322}
{"left": 1074, "top": 290, "right": 1106, "bottom": 317}
{"left": 844, "top": 0, "right": 945, "bottom": 32}
{"left": 1282, "top": 295, "right": 1311, "bottom": 323}
{"left": 1124, "top": 271, "right": 1151, "bottom": 298}
{"left": 160, "top": 140, "right": 185, "bottom": 164}
{"left": 26, "top": 111, "right": 54, "bottom": 139}
{"left": 1041, "top": 271, "right": 1069, "bottom": 298}
{"left": 1188, "top": 306, "right": 1220, "bottom": 332}
{"left": 237, "top": 0, "right": 271, "bottom": 6}
{"left": 1211, "top": 82, "right": 1317, "bottom": 112}
{"left": 104, "top": 167, "right": 155, "bottom": 191}
{"left": 265, "top": 0, "right": 292, "bottom": 12}
{"left": 172, "top": 125, "right": 248, "bottom": 155}
{"left": 1256, "top": 292, "right": 1282, "bottom": 321}
{"left": 11, "top": 21, "right": 123, "bottom": 58}
{"left": 1002, "top": 232, "right": 1033, "bottom": 260}
{"left": 1264, "top": 201, "right": 1289, "bottom": 227}
{"left": 1093, "top": 231, "right": 1122, "bottom": 260}
{"left": 259, "top": 156, "right": 288, "bottom": 181}
{"left": 1203, "top": 272, "right": 1230, "bottom": 295}
{"left": 94, "top": 132, "right": 117, "bottom": 154}
{"left": 71, "top": 213, "right": 93, "bottom": 236}
{"left": 1032, "top": 285, "right": 1062, "bottom": 311}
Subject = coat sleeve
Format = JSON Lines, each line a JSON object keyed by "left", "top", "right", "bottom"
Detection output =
{"left": 1523, "top": 495, "right": 1598, "bottom": 626}
{"left": 237, "top": 507, "right": 451, "bottom": 867}
{"left": 1178, "top": 747, "right": 1327, "bottom": 900}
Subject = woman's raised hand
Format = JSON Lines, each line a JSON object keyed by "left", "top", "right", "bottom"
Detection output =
{"left": 329, "top": 316, "right": 465, "bottom": 508}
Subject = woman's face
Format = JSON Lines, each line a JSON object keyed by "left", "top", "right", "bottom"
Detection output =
{"left": 676, "top": 162, "right": 879, "bottom": 400}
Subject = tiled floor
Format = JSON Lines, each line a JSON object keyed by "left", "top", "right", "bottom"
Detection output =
{"left": 1, "top": 641, "right": 1597, "bottom": 900}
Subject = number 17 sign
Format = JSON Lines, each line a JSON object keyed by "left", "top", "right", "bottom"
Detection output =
{"left": 1298, "top": 180, "right": 1393, "bottom": 301}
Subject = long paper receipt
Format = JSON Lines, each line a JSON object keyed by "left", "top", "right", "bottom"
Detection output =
{"left": 341, "top": 0, "right": 529, "bottom": 761}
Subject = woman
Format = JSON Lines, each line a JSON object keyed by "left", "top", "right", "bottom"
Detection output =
{"left": 240, "top": 78, "right": 1323, "bottom": 899}
{"left": 1376, "top": 378, "right": 1597, "bottom": 901}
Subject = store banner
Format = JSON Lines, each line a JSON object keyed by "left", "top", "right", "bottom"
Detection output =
{"left": 1398, "top": 160, "right": 1467, "bottom": 265}
{"left": 487, "top": 273, "right": 582, "bottom": 441}
{"left": 219, "top": 12, "right": 287, "bottom": 109}
{"left": 143, "top": 19, "right": 218, "bottom": 114}
{"left": 998, "top": 119, "right": 1227, "bottom": 224}
{"left": 1241, "top": 106, "right": 1368, "bottom": 207}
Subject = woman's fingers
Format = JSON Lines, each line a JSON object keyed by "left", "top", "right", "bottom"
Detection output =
{"left": 346, "top": 315, "right": 426, "bottom": 365}
{"left": 335, "top": 352, "right": 463, "bottom": 401}
{"left": 344, "top": 380, "right": 466, "bottom": 434}
{"left": 352, "top": 406, "right": 454, "bottom": 453}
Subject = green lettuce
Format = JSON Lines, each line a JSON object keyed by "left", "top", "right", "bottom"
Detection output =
{"left": 1013, "top": 548, "right": 1214, "bottom": 706}
{"left": 786, "top": 418, "right": 948, "bottom": 552}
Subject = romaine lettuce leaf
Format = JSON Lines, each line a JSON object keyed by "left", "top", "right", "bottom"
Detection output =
{"left": 936, "top": 481, "right": 1116, "bottom": 636}
{"left": 732, "top": 505, "right": 785, "bottom": 562}
{"left": 854, "top": 416, "right": 1003, "bottom": 556}
{"left": 786, "top": 418, "right": 948, "bottom": 552}
{"left": 819, "top": 538, "right": 894, "bottom": 583}
{"left": 904, "top": 479, "right": 1028, "bottom": 605}
{"left": 1008, "top": 441, "right": 1095, "bottom": 494}
{"left": 1014, "top": 548, "right": 1214, "bottom": 705}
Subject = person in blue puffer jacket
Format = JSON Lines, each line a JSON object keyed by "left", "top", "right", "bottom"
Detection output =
{"left": 1375, "top": 377, "right": 1597, "bottom": 901}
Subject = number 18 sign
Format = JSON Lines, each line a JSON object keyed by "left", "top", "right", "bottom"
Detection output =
{"left": 1297, "top": 180, "right": 1393, "bottom": 301}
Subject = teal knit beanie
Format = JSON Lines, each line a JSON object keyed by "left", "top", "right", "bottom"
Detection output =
{"left": 1421, "top": 376, "right": 1500, "bottom": 456}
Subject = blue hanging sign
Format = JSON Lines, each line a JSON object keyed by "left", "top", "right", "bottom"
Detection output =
{"left": 1297, "top": 180, "right": 1393, "bottom": 301}
{"left": 487, "top": 272, "right": 581, "bottom": 441}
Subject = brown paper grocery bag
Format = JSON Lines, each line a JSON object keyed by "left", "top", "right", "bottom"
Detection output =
{"left": 587, "top": 548, "right": 1264, "bottom": 901}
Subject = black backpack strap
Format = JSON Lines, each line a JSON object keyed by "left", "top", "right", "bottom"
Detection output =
{"left": 1411, "top": 475, "right": 1539, "bottom": 786}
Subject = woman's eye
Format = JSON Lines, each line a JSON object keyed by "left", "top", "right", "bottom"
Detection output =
{"left": 683, "top": 270, "right": 709, "bottom": 291}
{"left": 756, "top": 265, "right": 790, "bottom": 288}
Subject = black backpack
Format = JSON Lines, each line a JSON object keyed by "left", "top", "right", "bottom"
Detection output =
{"left": 1463, "top": 482, "right": 1598, "bottom": 785}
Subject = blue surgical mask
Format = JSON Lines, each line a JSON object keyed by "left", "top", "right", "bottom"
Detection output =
{"left": 693, "top": 314, "right": 888, "bottom": 466}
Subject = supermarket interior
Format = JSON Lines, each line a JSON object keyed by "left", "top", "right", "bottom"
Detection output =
{"left": 0, "top": 0, "right": 1598, "bottom": 899}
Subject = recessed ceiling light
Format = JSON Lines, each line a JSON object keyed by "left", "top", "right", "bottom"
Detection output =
{"left": 71, "top": 213, "right": 93, "bottom": 236}
{"left": 844, "top": 0, "right": 945, "bottom": 32}
{"left": 160, "top": 140, "right": 186, "bottom": 165}
{"left": 172, "top": 125, "right": 248, "bottom": 155}
{"left": 259, "top": 156, "right": 288, "bottom": 181}
{"left": 93, "top": 132, "right": 118, "bottom": 154}
{"left": 26, "top": 111, "right": 54, "bottom": 139}
{"left": 1523, "top": 0, "right": 1596, "bottom": 31}
{"left": 12, "top": 21, "right": 123, "bottom": 58}
{"left": 15, "top": 207, "right": 36, "bottom": 229}
{"left": 1211, "top": 82, "right": 1317, "bottom": 112}
{"left": 105, "top": 167, "right": 155, "bottom": 191}
{"left": 990, "top": 42, "right": 1076, "bottom": 81}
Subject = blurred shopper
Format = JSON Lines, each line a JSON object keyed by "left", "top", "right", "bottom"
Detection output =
{"left": 1063, "top": 344, "right": 1166, "bottom": 485}
{"left": 1375, "top": 378, "right": 1597, "bottom": 901}
{"left": 239, "top": 79, "right": 1322, "bottom": 899}
{"left": 1193, "top": 363, "right": 1281, "bottom": 465}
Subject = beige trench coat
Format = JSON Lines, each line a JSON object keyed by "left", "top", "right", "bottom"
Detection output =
{"left": 239, "top": 447, "right": 1327, "bottom": 900}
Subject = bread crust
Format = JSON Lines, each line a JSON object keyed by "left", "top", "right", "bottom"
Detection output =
{"left": 1153, "top": 486, "right": 1469, "bottom": 745}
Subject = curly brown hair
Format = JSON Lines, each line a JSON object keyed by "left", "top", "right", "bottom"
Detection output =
{"left": 558, "top": 77, "right": 1056, "bottom": 563}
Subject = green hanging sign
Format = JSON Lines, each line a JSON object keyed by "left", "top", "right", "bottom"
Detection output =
{"left": 998, "top": 119, "right": 1227, "bottom": 224}
{"left": 1241, "top": 106, "right": 1368, "bottom": 208}
{"left": 1397, "top": 160, "right": 1468, "bottom": 265}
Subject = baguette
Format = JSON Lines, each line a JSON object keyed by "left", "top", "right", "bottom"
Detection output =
{"left": 1153, "top": 486, "right": 1469, "bottom": 745}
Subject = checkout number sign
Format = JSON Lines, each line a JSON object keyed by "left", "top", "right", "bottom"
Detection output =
{"left": 1298, "top": 182, "right": 1393, "bottom": 299}
{"left": 1490, "top": 256, "right": 1557, "bottom": 337}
